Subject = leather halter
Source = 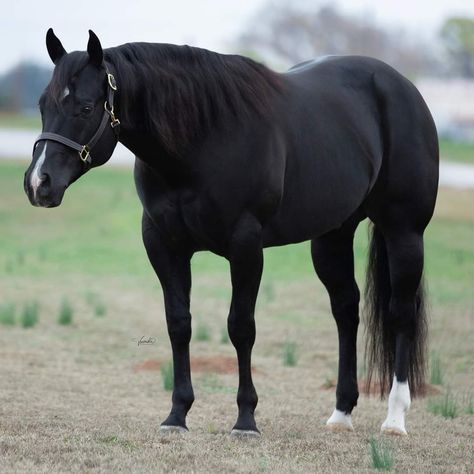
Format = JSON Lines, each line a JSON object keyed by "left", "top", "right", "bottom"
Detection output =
{"left": 33, "top": 64, "right": 120, "bottom": 165}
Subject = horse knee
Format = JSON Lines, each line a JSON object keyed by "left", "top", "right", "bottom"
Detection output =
{"left": 167, "top": 313, "right": 192, "bottom": 345}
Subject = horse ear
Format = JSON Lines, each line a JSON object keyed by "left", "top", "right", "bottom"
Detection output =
{"left": 46, "top": 28, "right": 66, "bottom": 65}
{"left": 87, "top": 30, "right": 103, "bottom": 67}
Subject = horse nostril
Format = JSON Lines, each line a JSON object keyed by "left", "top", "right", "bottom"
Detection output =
{"left": 40, "top": 173, "right": 51, "bottom": 186}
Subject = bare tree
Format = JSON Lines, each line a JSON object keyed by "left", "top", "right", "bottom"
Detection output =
{"left": 237, "top": 2, "right": 437, "bottom": 78}
{"left": 440, "top": 17, "right": 474, "bottom": 78}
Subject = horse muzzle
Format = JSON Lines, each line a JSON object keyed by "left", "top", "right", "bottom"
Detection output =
{"left": 24, "top": 170, "right": 66, "bottom": 208}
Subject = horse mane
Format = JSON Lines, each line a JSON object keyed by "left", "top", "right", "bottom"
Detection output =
{"left": 102, "top": 43, "right": 283, "bottom": 155}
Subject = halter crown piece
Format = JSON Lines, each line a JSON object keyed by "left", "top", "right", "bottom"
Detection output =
{"left": 33, "top": 63, "right": 120, "bottom": 165}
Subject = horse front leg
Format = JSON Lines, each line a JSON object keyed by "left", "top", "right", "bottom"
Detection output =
{"left": 311, "top": 224, "right": 360, "bottom": 432}
{"left": 227, "top": 213, "right": 263, "bottom": 436}
{"left": 142, "top": 213, "right": 194, "bottom": 432}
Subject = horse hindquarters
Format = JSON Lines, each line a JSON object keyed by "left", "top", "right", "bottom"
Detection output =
{"left": 363, "top": 69, "right": 438, "bottom": 434}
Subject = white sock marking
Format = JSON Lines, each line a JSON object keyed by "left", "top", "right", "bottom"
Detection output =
{"left": 31, "top": 142, "right": 47, "bottom": 199}
{"left": 326, "top": 408, "right": 354, "bottom": 430}
{"left": 381, "top": 375, "right": 411, "bottom": 435}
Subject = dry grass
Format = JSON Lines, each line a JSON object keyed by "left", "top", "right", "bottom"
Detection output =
{"left": 1, "top": 177, "right": 473, "bottom": 473}
{"left": 0, "top": 272, "right": 473, "bottom": 473}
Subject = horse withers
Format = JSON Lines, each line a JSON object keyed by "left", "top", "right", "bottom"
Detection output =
{"left": 24, "top": 29, "right": 439, "bottom": 436}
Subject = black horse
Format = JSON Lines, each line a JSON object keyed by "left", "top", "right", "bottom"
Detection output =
{"left": 24, "top": 30, "right": 438, "bottom": 436}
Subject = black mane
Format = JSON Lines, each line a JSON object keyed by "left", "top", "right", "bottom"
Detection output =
{"left": 106, "top": 43, "right": 283, "bottom": 155}
{"left": 47, "top": 43, "right": 283, "bottom": 156}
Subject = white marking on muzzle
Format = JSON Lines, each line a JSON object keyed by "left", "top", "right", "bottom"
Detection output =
{"left": 31, "top": 142, "right": 47, "bottom": 199}
{"left": 62, "top": 87, "right": 70, "bottom": 99}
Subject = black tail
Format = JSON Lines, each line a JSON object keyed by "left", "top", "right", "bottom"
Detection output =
{"left": 364, "top": 224, "right": 428, "bottom": 397}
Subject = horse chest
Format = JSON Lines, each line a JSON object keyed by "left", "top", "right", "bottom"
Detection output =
{"left": 142, "top": 188, "right": 231, "bottom": 254}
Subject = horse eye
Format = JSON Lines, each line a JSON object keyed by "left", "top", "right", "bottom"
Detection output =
{"left": 81, "top": 105, "right": 93, "bottom": 115}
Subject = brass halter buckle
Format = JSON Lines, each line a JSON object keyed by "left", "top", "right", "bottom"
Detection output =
{"left": 79, "top": 145, "right": 90, "bottom": 162}
{"left": 104, "top": 101, "right": 121, "bottom": 128}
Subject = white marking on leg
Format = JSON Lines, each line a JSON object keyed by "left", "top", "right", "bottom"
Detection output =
{"left": 381, "top": 375, "right": 411, "bottom": 435}
{"left": 31, "top": 143, "right": 47, "bottom": 199}
{"left": 62, "top": 87, "right": 70, "bottom": 99}
{"left": 230, "top": 429, "right": 261, "bottom": 437}
{"left": 326, "top": 408, "right": 354, "bottom": 431}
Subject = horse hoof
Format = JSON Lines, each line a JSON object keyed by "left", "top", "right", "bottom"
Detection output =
{"left": 230, "top": 429, "right": 261, "bottom": 438}
{"left": 381, "top": 426, "right": 407, "bottom": 436}
{"left": 326, "top": 422, "right": 354, "bottom": 432}
{"left": 160, "top": 425, "right": 188, "bottom": 434}
{"left": 326, "top": 409, "right": 354, "bottom": 432}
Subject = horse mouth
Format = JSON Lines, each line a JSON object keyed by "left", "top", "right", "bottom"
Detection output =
{"left": 27, "top": 190, "right": 63, "bottom": 208}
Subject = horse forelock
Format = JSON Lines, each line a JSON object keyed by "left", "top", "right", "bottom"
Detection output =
{"left": 46, "top": 51, "right": 89, "bottom": 106}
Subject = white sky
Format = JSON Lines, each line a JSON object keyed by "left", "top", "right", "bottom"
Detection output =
{"left": 1, "top": 0, "right": 474, "bottom": 73}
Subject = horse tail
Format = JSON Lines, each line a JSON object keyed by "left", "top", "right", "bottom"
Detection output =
{"left": 364, "top": 224, "right": 428, "bottom": 397}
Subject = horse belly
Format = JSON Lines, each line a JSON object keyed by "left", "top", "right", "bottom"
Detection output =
{"left": 262, "top": 151, "right": 374, "bottom": 246}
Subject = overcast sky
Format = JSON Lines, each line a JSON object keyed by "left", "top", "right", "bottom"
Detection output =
{"left": 2, "top": 0, "right": 474, "bottom": 73}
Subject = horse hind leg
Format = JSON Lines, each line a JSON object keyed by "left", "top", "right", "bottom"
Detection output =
{"left": 365, "top": 224, "right": 427, "bottom": 436}
{"left": 311, "top": 221, "right": 360, "bottom": 432}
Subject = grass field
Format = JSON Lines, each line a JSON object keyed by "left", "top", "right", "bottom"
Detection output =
{"left": 0, "top": 112, "right": 41, "bottom": 130}
{"left": 439, "top": 139, "right": 474, "bottom": 164}
{"left": 1, "top": 160, "right": 473, "bottom": 472}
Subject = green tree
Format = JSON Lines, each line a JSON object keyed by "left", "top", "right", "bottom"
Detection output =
{"left": 440, "top": 17, "right": 474, "bottom": 77}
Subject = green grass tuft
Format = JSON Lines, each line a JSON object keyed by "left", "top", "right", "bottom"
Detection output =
{"left": 21, "top": 302, "right": 39, "bottom": 328}
{"left": 0, "top": 303, "right": 16, "bottom": 326}
{"left": 463, "top": 394, "right": 474, "bottom": 415}
{"left": 58, "top": 299, "right": 74, "bottom": 325}
{"left": 282, "top": 340, "right": 298, "bottom": 367}
{"left": 85, "top": 291, "right": 107, "bottom": 317}
{"left": 261, "top": 281, "right": 275, "bottom": 303}
{"left": 195, "top": 321, "right": 211, "bottom": 341}
{"left": 369, "top": 437, "right": 394, "bottom": 471}
{"left": 430, "top": 352, "right": 444, "bottom": 385}
{"left": 428, "top": 390, "right": 458, "bottom": 419}
{"left": 94, "top": 301, "right": 107, "bottom": 317}
{"left": 220, "top": 327, "right": 230, "bottom": 344}
{"left": 161, "top": 361, "right": 174, "bottom": 391}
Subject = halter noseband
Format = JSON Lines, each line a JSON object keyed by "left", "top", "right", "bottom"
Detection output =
{"left": 33, "top": 64, "right": 120, "bottom": 165}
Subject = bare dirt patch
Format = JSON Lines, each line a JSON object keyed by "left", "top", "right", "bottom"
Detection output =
{"left": 133, "top": 355, "right": 261, "bottom": 375}
{"left": 1, "top": 275, "right": 473, "bottom": 473}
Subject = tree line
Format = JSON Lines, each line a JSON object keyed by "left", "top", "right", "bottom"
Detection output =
{"left": 1, "top": 4, "right": 473, "bottom": 113}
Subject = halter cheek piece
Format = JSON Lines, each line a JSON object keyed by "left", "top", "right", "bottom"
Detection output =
{"left": 33, "top": 63, "right": 120, "bottom": 165}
